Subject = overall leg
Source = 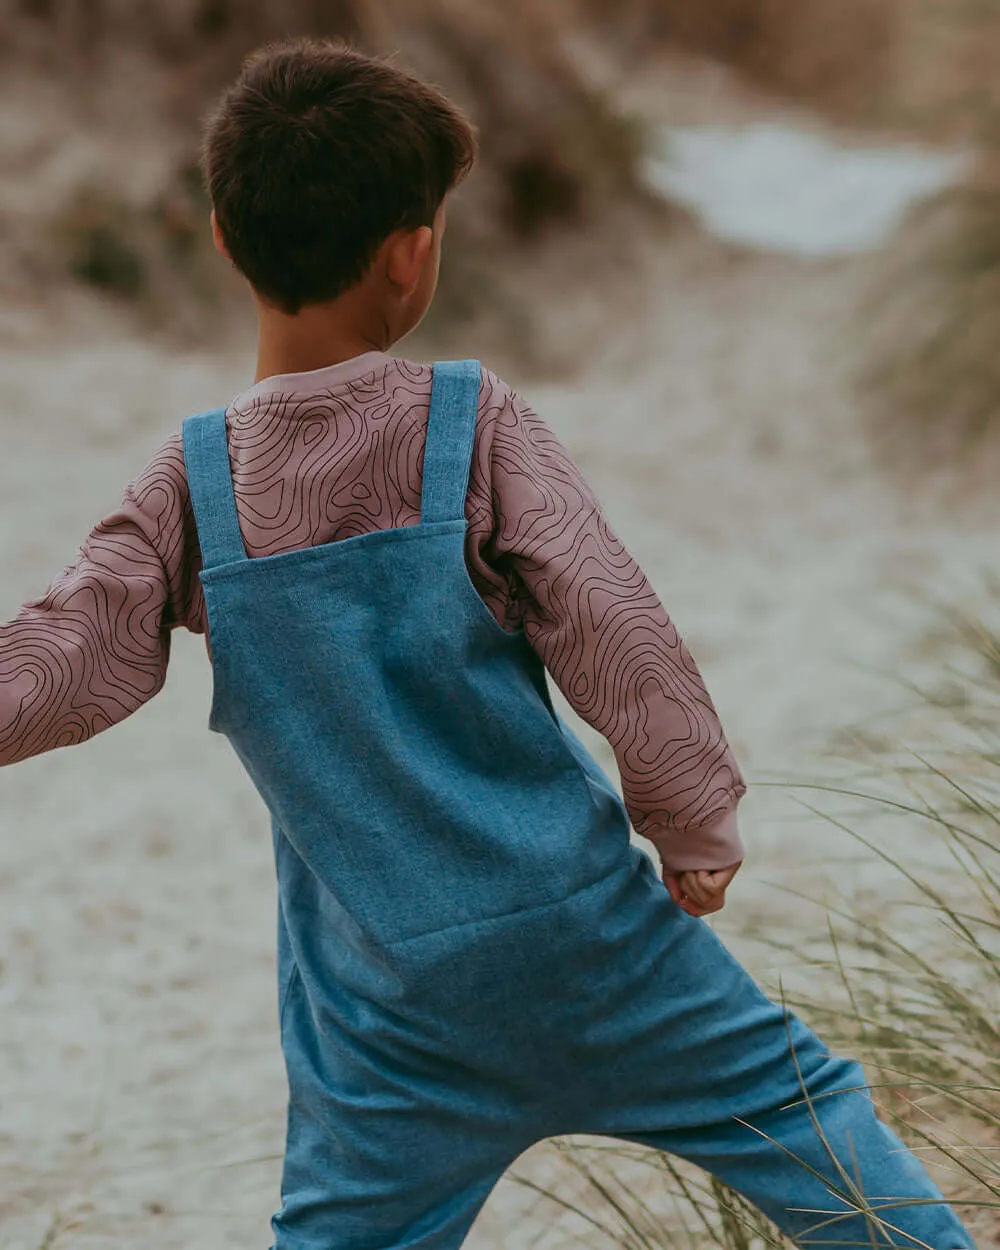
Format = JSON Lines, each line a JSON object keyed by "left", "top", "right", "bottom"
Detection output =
{"left": 271, "top": 964, "right": 532, "bottom": 1250}
{"left": 618, "top": 1015, "right": 971, "bottom": 1248}
{"left": 570, "top": 871, "right": 973, "bottom": 1248}
{"left": 273, "top": 1099, "right": 510, "bottom": 1250}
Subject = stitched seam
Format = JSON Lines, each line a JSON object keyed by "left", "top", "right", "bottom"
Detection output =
{"left": 277, "top": 961, "right": 302, "bottom": 1032}
{"left": 384, "top": 856, "right": 631, "bottom": 951}
{"left": 198, "top": 519, "right": 466, "bottom": 582}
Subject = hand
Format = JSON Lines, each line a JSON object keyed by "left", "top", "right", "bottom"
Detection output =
{"left": 663, "top": 861, "right": 742, "bottom": 916}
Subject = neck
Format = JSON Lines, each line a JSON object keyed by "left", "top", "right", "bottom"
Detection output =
{"left": 253, "top": 291, "right": 394, "bottom": 383}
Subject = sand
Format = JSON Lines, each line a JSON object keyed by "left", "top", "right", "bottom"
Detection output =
{"left": 643, "top": 121, "right": 969, "bottom": 258}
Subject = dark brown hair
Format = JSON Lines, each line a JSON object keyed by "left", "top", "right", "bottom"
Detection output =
{"left": 201, "top": 37, "right": 477, "bottom": 313}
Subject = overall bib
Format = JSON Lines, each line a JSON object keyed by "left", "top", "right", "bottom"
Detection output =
{"left": 182, "top": 361, "right": 971, "bottom": 1250}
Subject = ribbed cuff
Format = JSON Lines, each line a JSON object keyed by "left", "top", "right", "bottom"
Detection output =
{"left": 644, "top": 806, "right": 745, "bottom": 874}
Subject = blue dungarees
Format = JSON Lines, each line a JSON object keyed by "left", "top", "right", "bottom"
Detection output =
{"left": 182, "top": 361, "right": 972, "bottom": 1249}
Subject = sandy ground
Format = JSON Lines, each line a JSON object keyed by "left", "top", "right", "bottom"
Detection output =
{"left": 2, "top": 72, "right": 998, "bottom": 1250}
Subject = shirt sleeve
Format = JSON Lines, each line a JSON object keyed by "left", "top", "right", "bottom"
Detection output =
{"left": 464, "top": 370, "right": 747, "bottom": 873}
{"left": 0, "top": 433, "right": 202, "bottom": 767}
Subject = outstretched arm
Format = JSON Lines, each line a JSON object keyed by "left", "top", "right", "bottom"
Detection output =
{"left": 465, "top": 371, "right": 746, "bottom": 876}
{"left": 0, "top": 434, "right": 201, "bottom": 766}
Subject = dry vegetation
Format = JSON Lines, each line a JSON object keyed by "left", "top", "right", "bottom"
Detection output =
{"left": 581, "top": 0, "right": 901, "bottom": 120}
{"left": 859, "top": 181, "right": 1000, "bottom": 465}
{"left": 857, "top": 2, "right": 1000, "bottom": 460}
{"left": 0, "top": 0, "right": 655, "bottom": 355}
{"left": 0, "top": 0, "right": 910, "bottom": 353}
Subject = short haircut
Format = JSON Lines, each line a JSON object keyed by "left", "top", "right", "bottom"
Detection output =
{"left": 201, "top": 37, "right": 478, "bottom": 314}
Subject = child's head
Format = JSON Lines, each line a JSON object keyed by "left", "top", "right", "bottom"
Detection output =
{"left": 201, "top": 37, "right": 477, "bottom": 342}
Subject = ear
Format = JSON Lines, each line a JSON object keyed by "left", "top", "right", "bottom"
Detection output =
{"left": 210, "top": 209, "right": 232, "bottom": 261}
{"left": 385, "top": 225, "right": 434, "bottom": 296}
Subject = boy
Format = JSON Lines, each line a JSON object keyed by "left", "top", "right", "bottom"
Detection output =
{"left": 0, "top": 36, "right": 973, "bottom": 1250}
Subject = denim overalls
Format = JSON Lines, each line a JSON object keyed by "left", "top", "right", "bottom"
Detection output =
{"left": 182, "top": 360, "right": 971, "bottom": 1249}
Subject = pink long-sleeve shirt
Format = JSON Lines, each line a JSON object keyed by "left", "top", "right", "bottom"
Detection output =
{"left": 0, "top": 352, "right": 746, "bottom": 872}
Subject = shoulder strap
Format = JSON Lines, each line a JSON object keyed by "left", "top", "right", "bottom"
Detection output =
{"left": 420, "top": 359, "right": 482, "bottom": 525}
{"left": 181, "top": 409, "right": 248, "bottom": 570}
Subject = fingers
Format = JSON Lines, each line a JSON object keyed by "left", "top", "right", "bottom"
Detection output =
{"left": 677, "top": 891, "right": 724, "bottom": 917}
{"left": 663, "top": 861, "right": 743, "bottom": 917}
{"left": 662, "top": 871, "right": 721, "bottom": 916}
{"left": 678, "top": 870, "right": 721, "bottom": 909}
{"left": 682, "top": 863, "right": 741, "bottom": 899}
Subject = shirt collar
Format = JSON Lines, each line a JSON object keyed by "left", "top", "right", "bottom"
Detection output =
{"left": 230, "top": 350, "right": 396, "bottom": 409}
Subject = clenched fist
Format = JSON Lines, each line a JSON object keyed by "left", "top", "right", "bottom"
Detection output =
{"left": 663, "top": 861, "right": 743, "bottom": 916}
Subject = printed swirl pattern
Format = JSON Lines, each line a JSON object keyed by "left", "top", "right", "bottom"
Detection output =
{"left": 0, "top": 355, "right": 745, "bottom": 863}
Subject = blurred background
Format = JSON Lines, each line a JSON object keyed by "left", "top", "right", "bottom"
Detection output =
{"left": 3, "top": 1, "right": 1000, "bottom": 1246}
